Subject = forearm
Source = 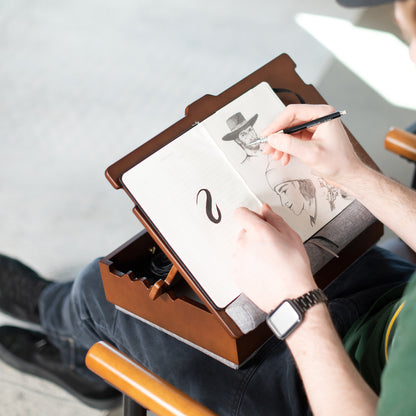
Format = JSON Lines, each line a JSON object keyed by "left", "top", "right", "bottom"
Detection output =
{"left": 286, "top": 304, "right": 378, "bottom": 416}
{"left": 233, "top": 204, "right": 378, "bottom": 414}
{"left": 339, "top": 163, "right": 416, "bottom": 251}
{"left": 264, "top": 105, "right": 416, "bottom": 250}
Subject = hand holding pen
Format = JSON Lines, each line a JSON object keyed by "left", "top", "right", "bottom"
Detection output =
{"left": 257, "top": 104, "right": 362, "bottom": 187}
{"left": 250, "top": 109, "right": 346, "bottom": 146}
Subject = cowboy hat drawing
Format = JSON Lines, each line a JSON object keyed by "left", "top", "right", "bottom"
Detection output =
{"left": 221, "top": 112, "right": 258, "bottom": 141}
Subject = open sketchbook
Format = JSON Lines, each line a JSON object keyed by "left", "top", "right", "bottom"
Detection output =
{"left": 121, "top": 82, "right": 353, "bottom": 310}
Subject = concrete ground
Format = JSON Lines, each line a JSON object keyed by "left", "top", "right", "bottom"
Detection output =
{"left": 0, "top": 0, "right": 415, "bottom": 414}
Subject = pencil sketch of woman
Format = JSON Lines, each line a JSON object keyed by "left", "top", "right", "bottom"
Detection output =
{"left": 266, "top": 165, "right": 318, "bottom": 226}
{"left": 275, "top": 179, "right": 317, "bottom": 226}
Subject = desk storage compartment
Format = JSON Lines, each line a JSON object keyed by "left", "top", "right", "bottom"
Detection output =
{"left": 99, "top": 230, "right": 271, "bottom": 368}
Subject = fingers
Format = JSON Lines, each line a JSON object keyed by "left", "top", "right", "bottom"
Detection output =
{"left": 280, "top": 152, "right": 290, "bottom": 166}
{"left": 264, "top": 144, "right": 283, "bottom": 159}
{"left": 262, "top": 104, "right": 335, "bottom": 166}
{"left": 261, "top": 105, "right": 296, "bottom": 137}
{"left": 261, "top": 104, "right": 335, "bottom": 137}
{"left": 261, "top": 204, "right": 290, "bottom": 232}
{"left": 262, "top": 142, "right": 274, "bottom": 155}
{"left": 234, "top": 204, "right": 290, "bottom": 233}
{"left": 263, "top": 139, "right": 291, "bottom": 165}
{"left": 234, "top": 205, "right": 287, "bottom": 235}
{"left": 234, "top": 205, "right": 296, "bottom": 239}
{"left": 233, "top": 207, "right": 265, "bottom": 232}
{"left": 267, "top": 133, "right": 312, "bottom": 162}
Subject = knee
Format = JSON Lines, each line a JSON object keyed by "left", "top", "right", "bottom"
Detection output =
{"left": 72, "top": 258, "right": 102, "bottom": 293}
{"left": 71, "top": 258, "right": 107, "bottom": 313}
{"left": 70, "top": 258, "right": 116, "bottom": 329}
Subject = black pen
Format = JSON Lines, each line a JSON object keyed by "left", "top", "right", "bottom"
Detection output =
{"left": 249, "top": 110, "right": 347, "bottom": 145}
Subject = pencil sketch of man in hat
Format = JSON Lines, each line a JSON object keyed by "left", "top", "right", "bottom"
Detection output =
{"left": 221, "top": 112, "right": 262, "bottom": 163}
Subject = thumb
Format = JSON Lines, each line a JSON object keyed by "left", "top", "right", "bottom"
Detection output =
{"left": 260, "top": 204, "right": 290, "bottom": 232}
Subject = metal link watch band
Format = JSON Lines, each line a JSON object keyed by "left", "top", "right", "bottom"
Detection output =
{"left": 291, "top": 288, "right": 328, "bottom": 314}
{"left": 266, "top": 288, "right": 328, "bottom": 340}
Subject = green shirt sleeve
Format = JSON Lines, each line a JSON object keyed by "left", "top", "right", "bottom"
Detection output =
{"left": 377, "top": 272, "right": 416, "bottom": 416}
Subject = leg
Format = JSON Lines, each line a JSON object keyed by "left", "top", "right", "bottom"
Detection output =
{"left": 39, "top": 258, "right": 310, "bottom": 415}
{"left": 38, "top": 247, "right": 416, "bottom": 415}
{"left": 0, "top": 255, "right": 121, "bottom": 410}
{"left": 324, "top": 247, "right": 416, "bottom": 337}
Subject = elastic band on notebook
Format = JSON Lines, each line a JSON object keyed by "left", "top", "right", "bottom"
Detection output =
{"left": 309, "top": 239, "right": 339, "bottom": 258}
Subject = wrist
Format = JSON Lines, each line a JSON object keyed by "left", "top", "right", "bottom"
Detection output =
{"left": 286, "top": 302, "right": 330, "bottom": 343}
{"left": 260, "top": 280, "right": 318, "bottom": 313}
{"left": 333, "top": 161, "right": 371, "bottom": 196}
{"left": 266, "top": 288, "right": 328, "bottom": 340}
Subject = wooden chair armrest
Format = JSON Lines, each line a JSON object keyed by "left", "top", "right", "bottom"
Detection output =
{"left": 384, "top": 127, "right": 416, "bottom": 162}
{"left": 85, "top": 341, "right": 217, "bottom": 416}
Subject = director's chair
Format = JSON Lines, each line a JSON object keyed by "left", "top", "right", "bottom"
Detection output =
{"left": 86, "top": 341, "right": 216, "bottom": 416}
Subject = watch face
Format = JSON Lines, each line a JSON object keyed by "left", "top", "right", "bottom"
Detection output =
{"left": 267, "top": 300, "right": 302, "bottom": 339}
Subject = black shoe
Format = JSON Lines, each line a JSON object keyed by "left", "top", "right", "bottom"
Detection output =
{"left": 0, "top": 326, "right": 121, "bottom": 410}
{"left": 0, "top": 254, "right": 52, "bottom": 324}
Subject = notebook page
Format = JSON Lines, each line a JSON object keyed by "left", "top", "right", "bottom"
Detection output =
{"left": 121, "top": 124, "right": 260, "bottom": 309}
{"left": 202, "top": 82, "right": 354, "bottom": 241}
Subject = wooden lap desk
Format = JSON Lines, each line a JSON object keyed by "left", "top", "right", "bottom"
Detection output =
{"left": 98, "top": 54, "right": 383, "bottom": 368}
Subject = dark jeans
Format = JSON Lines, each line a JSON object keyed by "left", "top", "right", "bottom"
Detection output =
{"left": 38, "top": 247, "right": 416, "bottom": 416}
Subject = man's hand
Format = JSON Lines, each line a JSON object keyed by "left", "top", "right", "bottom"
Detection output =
{"left": 262, "top": 104, "right": 364, "bottom": 189}
{"left": 232, "top": 204, "right": 317, "bottom": 313}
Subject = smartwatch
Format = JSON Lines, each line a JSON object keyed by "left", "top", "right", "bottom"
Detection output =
{"left": 266, "top": 289, "right": 328, "bottom": 340}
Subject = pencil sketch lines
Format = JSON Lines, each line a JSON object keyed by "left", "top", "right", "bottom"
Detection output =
{"left": 221, "top": 112, "right": 262, "bottom": 163}
{"left": 318, "top": 178, "right": 348, "bottom": 211}
{"left": 275, "top": 179, "right": 318, "bottom": 226}
{"left": 196, "top": 188, "right": 222, "bottom": 224}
